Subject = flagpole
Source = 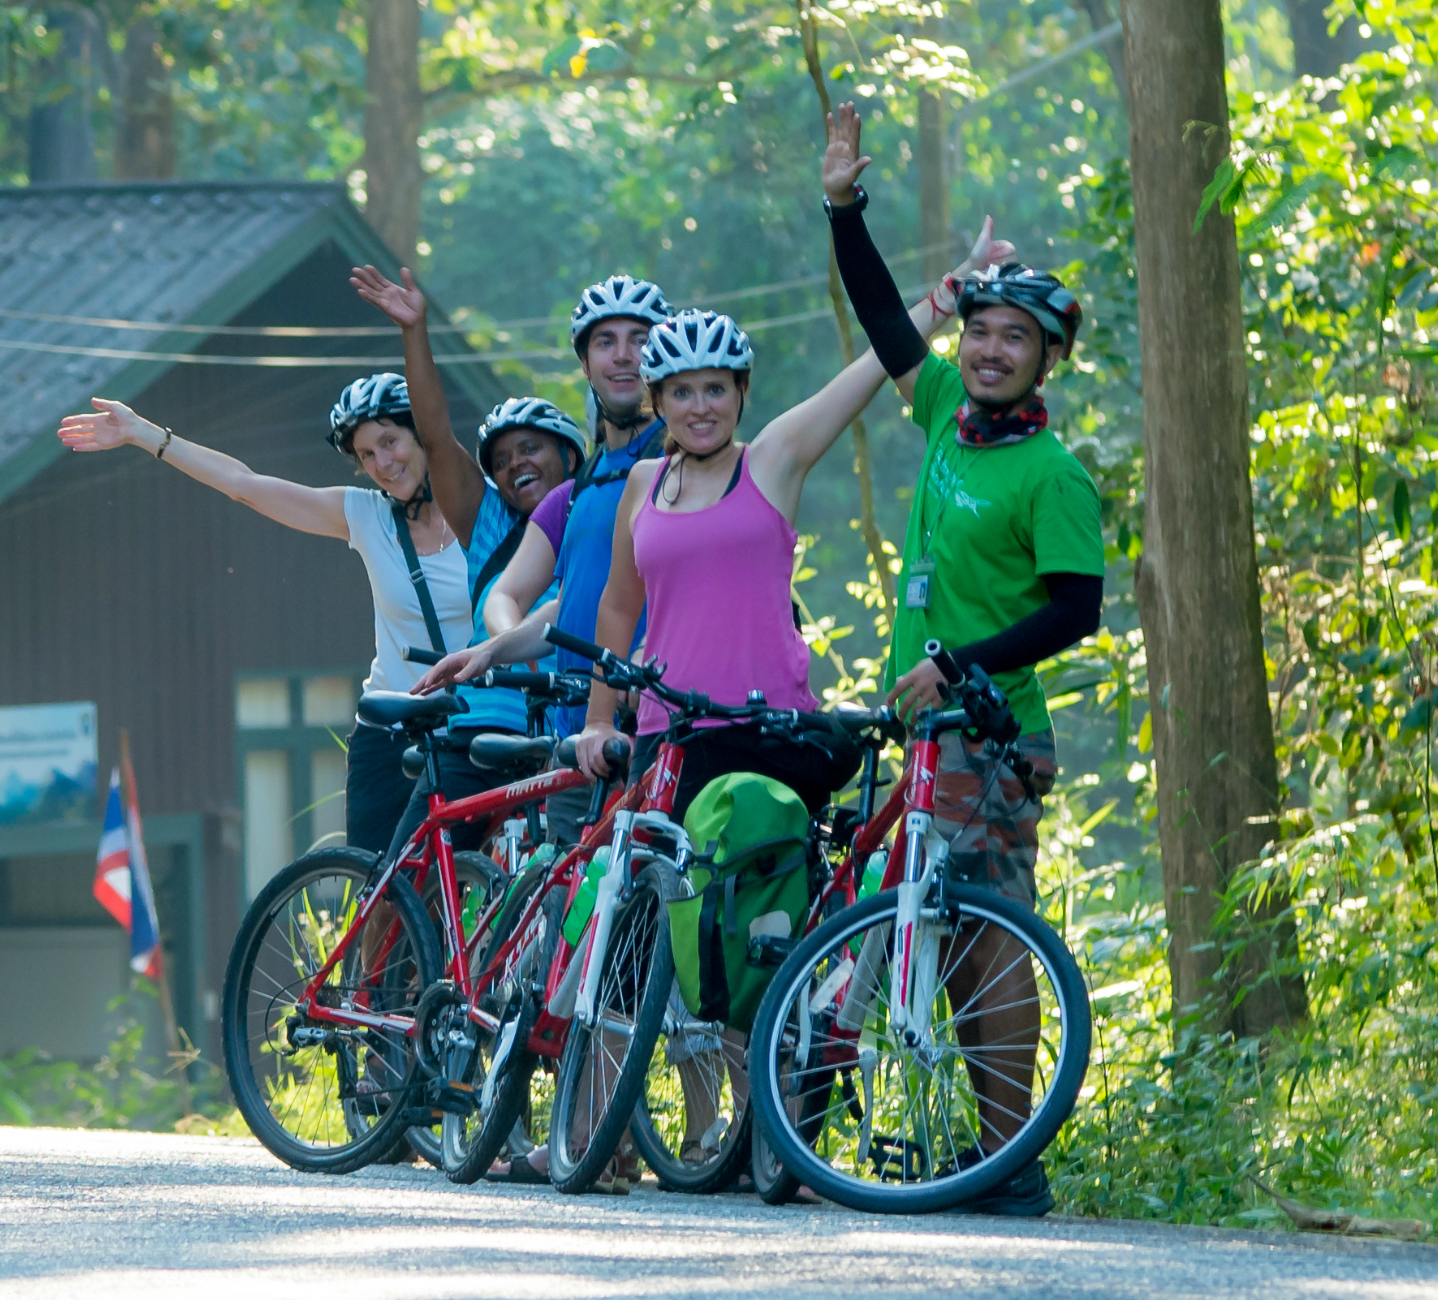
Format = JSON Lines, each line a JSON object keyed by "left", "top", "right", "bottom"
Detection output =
{"left": 119, "top": 728, "right": 193, "bottom": 1118}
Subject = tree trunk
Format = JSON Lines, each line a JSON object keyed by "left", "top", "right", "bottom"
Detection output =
{"left": 917, "top": 88, "right": 951, "bottom": 283}
{"left": 28, "top": 7, "right": 98, "bottom": 182}
{"left": 364, "top": 0, "right": 422, "bottom": 264}
{"left": 1285, "top": 0, "right": 1363, "bottom": 79}
{"left": 1075, "top": 0, "right": 1128, "bottom": 106}
{"left": 1119, "top": 0, "right": 1306, "bottom": 1039}
{"left": 115, "top": 17, "right": 175, "bottom": 179}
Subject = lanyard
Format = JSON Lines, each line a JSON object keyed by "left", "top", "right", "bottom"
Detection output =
{"left": 919, "top": 435, "right": 985, "bottom": 557}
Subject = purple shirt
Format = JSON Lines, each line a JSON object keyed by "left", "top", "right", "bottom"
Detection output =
{"left": 530, "top": 480, "right": 573, "bottom": 557}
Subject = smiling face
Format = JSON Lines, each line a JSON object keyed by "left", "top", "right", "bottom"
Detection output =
{"left": 651, "top": 369, "right": 747, "bottom": 457}
{"left": 581, "top": 317, "right": 654, "bottom": 422}
{"left": 958, "top": 304, "right": 1064, "bottom": 409}
{"left": 487, "top": 428, "right": 574, "bottom": 513}
{"left": 350, "top": 418, "right": 427, "bottom": 499}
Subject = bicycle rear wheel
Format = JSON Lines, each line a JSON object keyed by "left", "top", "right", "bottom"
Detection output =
{"left": 441, "top": 865, "right": 561, "bottom": 1183}
{"left": 406, "top": 851, "right": 507, "bottom": 1168}
{"left": 631, "top": 993, "right": 751, "bottom": 1193}
{"left": 547, "top": 862, "right": 677, "bottom": 1194}
{"left": 748, "top": 884, "right": 1089, "bottom": 1214}
{"left": 221, "top": 848, "right": 441, "bottom": 1174}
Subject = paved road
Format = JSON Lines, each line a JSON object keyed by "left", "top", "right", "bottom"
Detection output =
{"left": 1, "top": 1128, "right": 1434, "bottom": 1299}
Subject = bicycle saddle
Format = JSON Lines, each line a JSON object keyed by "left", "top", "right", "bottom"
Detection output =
{"left": 357, "top": 690, "right": 469, "bottom": 730}
{"left": 468, "top": 733, "right": 555, "bottom": 774}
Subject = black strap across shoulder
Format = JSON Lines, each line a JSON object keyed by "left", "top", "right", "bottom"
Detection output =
{"left": 650, "top": 445, "right": 746, "bottom": 505}
{"left": 470, "top": 516, "right": 528, "bottom": 613}
{"left": 391, "top": 503, "right": 448, "bottom": 656}
{"left": 566, "top": 423, "right": 667, "bottom": 522}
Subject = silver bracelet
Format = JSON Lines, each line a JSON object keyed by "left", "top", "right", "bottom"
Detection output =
{"left": 155, "top": 428, "right": 173, "bottom": 461}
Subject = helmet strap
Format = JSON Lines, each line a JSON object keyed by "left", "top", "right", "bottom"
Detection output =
{"left": 393, "top": 474, "right": 434, "bottom": 521}
{"left": 592, "top": 386, "right": 650, "bottom": 437}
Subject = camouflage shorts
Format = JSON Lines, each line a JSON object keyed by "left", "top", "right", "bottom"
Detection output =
{"left": 929, "top": 729, "right": 1057, "bottom": 910}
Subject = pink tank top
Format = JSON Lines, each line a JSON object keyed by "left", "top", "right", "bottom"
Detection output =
{"left": 632, "top": 448, "right": 818, "bottom": 735}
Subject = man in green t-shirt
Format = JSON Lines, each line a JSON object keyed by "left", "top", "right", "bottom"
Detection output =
{"left": 824, "top": 101, "right": 1103, "bottom": 1217}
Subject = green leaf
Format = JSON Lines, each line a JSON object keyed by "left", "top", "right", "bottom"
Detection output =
{"left": 1254, "top": 174, "right": 1321, "bottom": 233}
{"left": 1370, "top": 144, "right": 1422, "bottom": 180}
{"left": 540, "top": 36, "right": 583, "bottom": 78}
{"left": 583, "top": 39, "right": 629, "bottom": 73}
{"left": 1393, "top": 478, "right": 1412, "bottom": 541}
{"left": 1193, "top": 157, "right": 1237, "bottom": 234}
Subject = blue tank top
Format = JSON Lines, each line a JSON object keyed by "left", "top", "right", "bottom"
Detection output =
{"left": 552, "top": 422, "right": 659, "bottom": 735}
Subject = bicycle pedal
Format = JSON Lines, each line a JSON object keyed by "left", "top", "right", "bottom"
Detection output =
{"left": 435, "top": 1081, "right": 476, "bottom": 1115}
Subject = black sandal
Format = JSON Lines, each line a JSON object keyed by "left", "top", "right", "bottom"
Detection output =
{"left": 484, "top": 1155, "right": 551, "bottom": 1185}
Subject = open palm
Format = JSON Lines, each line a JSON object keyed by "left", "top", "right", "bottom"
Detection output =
{"left": 57, "top": 398, "right": 147, "bottom": 452}
{"left": 823, "top": 102, "right": 872, "bottom": 204}
{"left": 351, "top": 264, "right": 426, "bottom": 328}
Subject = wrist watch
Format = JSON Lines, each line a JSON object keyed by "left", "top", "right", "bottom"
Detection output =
{"left": 822, "top": 184, "right": 869, "bottom": 222}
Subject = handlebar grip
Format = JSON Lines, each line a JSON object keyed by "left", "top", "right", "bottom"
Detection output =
{"left": 542, "top": 622, "right": 606, "bottom": 663}
{"left": 402, "top": 646, "right": 444, "bottom": 666}
{"left": 553, "top": 736, "right": 631, "bottom": 779}
{"left": 483, "top": 669, "right": 554, "bottom": 691}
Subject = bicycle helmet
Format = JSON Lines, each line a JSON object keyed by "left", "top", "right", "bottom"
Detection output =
{"left": 328, "top": 373, "right": 412, "bottom": 453}
{"left": 955, "top": 263, "right": 1083, "bottom": 360}
{"left": 640, "top": 310, "right": 754, "bottom": 385}
{"left": 477, "top": 396, "right": 587, "bottom": 476}
{"left": 570, "top": 275, "right": 672, "bottom": 356}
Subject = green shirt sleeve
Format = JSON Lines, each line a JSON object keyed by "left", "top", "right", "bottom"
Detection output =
{"left": 911, "top": 352, "right": 967, "bottom": 446}
{"left": 1031, "top": 459, "right": 1105, "bottom": 578}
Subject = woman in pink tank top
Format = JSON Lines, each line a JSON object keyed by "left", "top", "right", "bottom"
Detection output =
{"left": 572, "top": 296, "right": 964, "bottom": 816}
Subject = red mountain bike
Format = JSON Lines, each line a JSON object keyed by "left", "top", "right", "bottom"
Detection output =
{"left": 220, "top": 667, "right": 611, "bottom": 1174}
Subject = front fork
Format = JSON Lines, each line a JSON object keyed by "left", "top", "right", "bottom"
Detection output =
{"left": 888, "top": 740, "right": 947, "bottom": 1045}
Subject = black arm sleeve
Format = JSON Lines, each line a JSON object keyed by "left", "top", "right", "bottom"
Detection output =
{"left": 944, "top": 573, "right": 1103, "bottom": 677}
{"left": 829, "top": 205, "right": 931, "bottom": 379}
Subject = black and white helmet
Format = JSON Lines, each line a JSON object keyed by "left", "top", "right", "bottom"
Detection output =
{"left": 328, "top": 372, "right": 410, "bottom": 452}
{"left": 956, "top": 262, "right": 1083, "bottom": 360}
{"left": 570, "top": 275, "right": 672, "bottom": 355}
{"left": 640, "top": 310, "right": 754, "bottom": 385}
{"left": 477, "top": 396, "right": 587, "bottom": 476}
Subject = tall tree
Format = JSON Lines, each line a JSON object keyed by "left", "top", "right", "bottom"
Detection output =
{"left": 115, "top": 16, "right": 175, "bottom": 179}
{"left": 1285, "top": 0, "right": 1363, "bottom": 79}
{"left": 1118, "top": 0, "right": 1306, "bottom": 1037}
{"left": 917, "top": 88, "right": 951, "bottom": 283}
{"left": 1075, "top": 0, "right": 1128, "bottom": 106}
{"left": 28, "top": 6, "right": 98, "bottom": 182}
{"left": 364, "top": 0, "right": 422, "bottom": 263}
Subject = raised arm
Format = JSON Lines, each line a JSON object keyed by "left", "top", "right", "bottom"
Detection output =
{"left": 57, "top": 399, "right": 348, "bottom": 539}
{"left": 823, "top": 103, "right": 1014, "bottom": 405}
{"left": 482, "top": 521, "right": 558, "bottom": 637}
{"left": 351, "top": 265, "right": 488, "bottom": 549}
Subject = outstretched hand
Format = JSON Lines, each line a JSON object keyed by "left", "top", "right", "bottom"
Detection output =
{"left": 57, "top": 398, "right": 154, "bottom": 453}
{"left": 957, "top": 216, "right": 1017, "bottom": 278}
{"left": 411, "top": 645, "right": 489, "bottom": 695}
{"left": 823, "top": 102, "right": 872, "bottom": 206}
{"left": 351, "top": 264, "right": 426, "bottom": 329}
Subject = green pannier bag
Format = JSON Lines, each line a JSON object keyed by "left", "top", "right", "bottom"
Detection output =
{"left": 670, "top": 772, "right": 811, "bottom": 1032}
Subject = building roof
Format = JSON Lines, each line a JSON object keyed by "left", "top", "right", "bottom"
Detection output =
{"left": 0, "top": 180, "right": 505, "bottom": 502}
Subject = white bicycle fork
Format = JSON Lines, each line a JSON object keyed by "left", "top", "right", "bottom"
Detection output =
{"left": 888, "top": 810, "right": 949, "bottom": 1045}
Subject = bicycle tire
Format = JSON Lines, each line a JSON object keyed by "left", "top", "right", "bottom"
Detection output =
{"left": 221, "top": 848, "right": 441, "bottom": 1175}
{"left": 406, "top": 851, "right": 508, "bottom": 1168}
{"left": 630, "top": 1012, "right": 753, "bottom": 1194}
{"left": 442, "top": 876, "right": 563, "bottom": 1183}
{"left": 749, "top": 884, "right": 1090, "bottom": 1215}
{"left": 547, "top": 861, "right": 677, "bottom": 1194}
{"left": 750, "top": 1063, "right": 834, "bottom": 1205}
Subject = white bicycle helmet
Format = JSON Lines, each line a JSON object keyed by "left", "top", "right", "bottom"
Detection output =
{"left": 640, "top": 310, "right": 754, "bottom": 385}
{"left": 328, "top": 372, "right": 411, "bottom": 452}
{"left": 570, "top": 275, "right": 672, "bottom": 355}
{"left": 477, "top": 396, "right": 587, "bottom": 476}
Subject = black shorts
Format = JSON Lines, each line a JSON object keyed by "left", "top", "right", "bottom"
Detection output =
{"left": 344, "top": 723, "right": 416, "bottom": 856}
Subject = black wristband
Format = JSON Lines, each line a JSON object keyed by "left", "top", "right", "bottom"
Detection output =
{"left": 823, "top": 185, "right": 869, "bottom": 222}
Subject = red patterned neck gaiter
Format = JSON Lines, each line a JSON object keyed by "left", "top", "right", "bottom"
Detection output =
{"left": 955, "top": 394, "right": 1049, "bottom": 448}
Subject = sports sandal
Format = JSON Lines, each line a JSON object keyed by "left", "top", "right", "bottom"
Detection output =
{"left": 590, "top": 1157, "right": 631, "bottom": 1196}
{"left": 956, "top": 1158, "right": 1054, "bottom": 1217}
{"left": 484, "top": 1155, "right": 551, "bottom": 1185}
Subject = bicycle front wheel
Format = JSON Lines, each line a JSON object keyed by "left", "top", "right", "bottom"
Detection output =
{"left": 748, "top": 884, "right": 1090, "bottom": 1214}
{"left": 547, "top": 862, "right": 677, "bottom": 1194}
{"left": 221, "top": 848, "right": 441, "bottom": 1174}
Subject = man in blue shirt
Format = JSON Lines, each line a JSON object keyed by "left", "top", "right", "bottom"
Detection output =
{"left": 416, "top": 274, "right": 673, "bottom": 843}
{"left": 352, "top": 265, "right": 586, "bottom": 859}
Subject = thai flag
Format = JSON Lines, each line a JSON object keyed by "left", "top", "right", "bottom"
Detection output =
{"left": 92, "top": 764, "right": 163, "bottom": 979}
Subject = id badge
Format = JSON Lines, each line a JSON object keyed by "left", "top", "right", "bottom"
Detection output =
{"left": 905, "top": 556, "right": 936, "bottom": 610}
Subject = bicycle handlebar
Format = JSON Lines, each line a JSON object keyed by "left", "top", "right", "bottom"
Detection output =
{"left": 402, "top": 646, "right": 444, "bottom": 666}
{"left": 554, "top": 735, "right": 631, "bottom": 778}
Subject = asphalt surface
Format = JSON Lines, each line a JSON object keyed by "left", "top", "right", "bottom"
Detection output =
{"left": 1, "top": 1128, "right": 1435, "bottom": 1299}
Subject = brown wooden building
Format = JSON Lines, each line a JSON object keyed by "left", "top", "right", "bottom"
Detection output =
{"left": 0, "top": 180, "right": 506, "bottom": 1070}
